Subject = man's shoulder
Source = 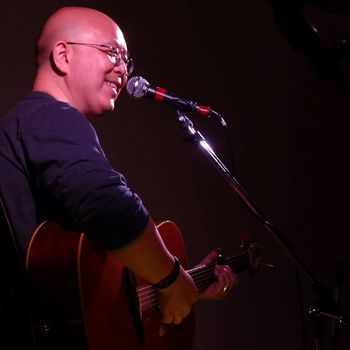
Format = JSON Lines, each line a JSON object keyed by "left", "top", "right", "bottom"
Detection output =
{"left": 1, "top": 91, "right": 88, "bottom": 133}
{"left": 5, "top": 91, "right": 77, "bottom": 121}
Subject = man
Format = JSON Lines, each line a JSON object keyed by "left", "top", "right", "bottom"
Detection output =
{"left": 0, "top": 6, "right": 237, "bottom": 348}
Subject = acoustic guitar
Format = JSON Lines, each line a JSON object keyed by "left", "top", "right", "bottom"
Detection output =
{"left": 26, "top": 220, "right": 258, "bottom": 349}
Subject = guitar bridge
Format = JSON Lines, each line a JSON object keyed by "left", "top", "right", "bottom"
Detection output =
{"left": 125, "top": 269, "right": 144, "bottom": 345}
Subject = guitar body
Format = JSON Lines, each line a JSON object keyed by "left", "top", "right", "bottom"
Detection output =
{"left": 26, "top": 221, "right": 195, "bottom": 350}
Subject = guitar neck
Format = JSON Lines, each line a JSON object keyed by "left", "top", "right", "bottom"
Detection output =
{"left": 188, "top": 250, "right": 251, "bottom": 293}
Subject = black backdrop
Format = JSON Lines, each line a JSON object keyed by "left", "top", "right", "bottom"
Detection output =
{"left": 1, "top": 1, "right": 350, "bottom": 349}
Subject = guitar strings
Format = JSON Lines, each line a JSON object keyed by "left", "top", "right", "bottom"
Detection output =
{"left": 136, "top": 253, "right": 250, "bottom": 296}
{"left": 136, "top": 254, "right": 250, "bottom": 300}
{"left": 136, "top": 255, "right": 250, "bottom": 300}
{"left": 139, "top": 259, "right": 251, "bottom": 312}
{"left": 134, "top": 254, "right": 250, "bottom": 312}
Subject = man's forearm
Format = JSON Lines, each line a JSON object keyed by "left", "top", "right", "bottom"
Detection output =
{"left": 109, "top": 218, "right": 177, "bottom": 284}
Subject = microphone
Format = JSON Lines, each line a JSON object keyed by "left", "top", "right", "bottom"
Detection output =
{"left": 126, "top": 76, "right": 223, "bottom": 121}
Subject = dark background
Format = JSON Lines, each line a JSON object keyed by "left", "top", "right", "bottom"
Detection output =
{"left": 1, "top": 1, "right": 350, "bottom": 349}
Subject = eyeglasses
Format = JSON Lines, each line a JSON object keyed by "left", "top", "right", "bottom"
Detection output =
{"left": 67, "top": 42, "right": 134, "bottom": 75}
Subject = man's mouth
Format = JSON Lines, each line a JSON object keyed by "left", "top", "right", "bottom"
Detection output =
{"left": 105, "top": 80, "right": 118, "bottom": 90}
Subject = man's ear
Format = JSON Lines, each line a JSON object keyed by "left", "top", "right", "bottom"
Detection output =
{"left": 50, "top": 41, "right": 70, "bottom": 75}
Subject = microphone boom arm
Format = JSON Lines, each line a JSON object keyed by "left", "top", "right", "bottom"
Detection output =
{"left": 176, "top": 109, "right": 350, "bottom": 329}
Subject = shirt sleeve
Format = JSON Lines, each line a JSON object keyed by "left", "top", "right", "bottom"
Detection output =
{"left": 20, "top": 102, "right": 150, "bottom": 250}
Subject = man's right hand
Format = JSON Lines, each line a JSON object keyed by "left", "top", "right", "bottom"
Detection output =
{"left": 157, "top": 267, "right": 198, "bottom": 335}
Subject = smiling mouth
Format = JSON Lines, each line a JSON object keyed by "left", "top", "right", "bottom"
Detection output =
{"left": 106, "top": 81, "right": 118, "bottom": 90}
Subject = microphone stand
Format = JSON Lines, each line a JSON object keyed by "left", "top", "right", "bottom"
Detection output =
{"left": 175, "top": 110, "right": 350, "bottom": 348}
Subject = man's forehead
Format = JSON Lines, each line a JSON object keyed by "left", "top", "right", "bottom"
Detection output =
{"left": 113, "top": 27, "right": 127, "bottom": 48}
{"left": 94, "top": 26, "right": 127, "bottom": 49}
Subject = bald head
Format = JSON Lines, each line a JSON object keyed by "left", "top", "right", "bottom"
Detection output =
{"left": 36, "top": 7, "right": 120, "bottom": 66}
{"left": 33, "top": 6, "right": 129, "bottom": 117}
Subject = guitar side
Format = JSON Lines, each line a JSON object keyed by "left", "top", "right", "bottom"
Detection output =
{"left": 26, "top": 221, "right": 195, "bottom": 350}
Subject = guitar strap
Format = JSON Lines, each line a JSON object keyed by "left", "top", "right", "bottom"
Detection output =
{"left": 0, "top": 195, "right": 34, "bottom": 349}
{"left": 0, "top": 196, "right": 24, "bottom": 267}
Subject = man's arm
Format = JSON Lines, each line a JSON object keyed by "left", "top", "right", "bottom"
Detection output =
{"left": 109, "top": 218, "right": 198, "bottom": 325}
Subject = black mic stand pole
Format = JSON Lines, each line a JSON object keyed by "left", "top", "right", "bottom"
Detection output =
{"left": 176, "top": 110, "right": 350, "bottom": 348}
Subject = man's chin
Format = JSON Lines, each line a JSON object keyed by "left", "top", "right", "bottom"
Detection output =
{"left": 106, "top": 99, "right": 116, "bottom": 112}
{"left": 86, "top": 109, "right": 109, "bottom": 121}
{"left": 85, "top": 100, "right": 116, "bottom": 120}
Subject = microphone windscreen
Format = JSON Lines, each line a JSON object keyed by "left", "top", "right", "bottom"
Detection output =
{"left": 126, "top": 76, "right": 149, "bottom": 98}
